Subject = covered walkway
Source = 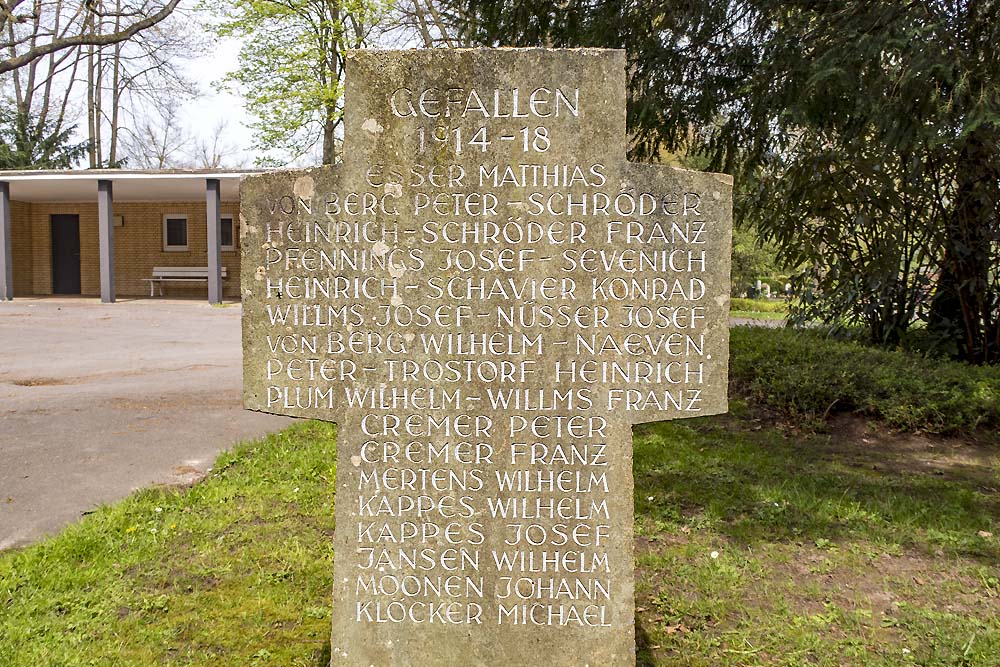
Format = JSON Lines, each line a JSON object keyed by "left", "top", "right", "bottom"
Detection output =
{"left": 0, "top": 169, "right": 257, "bottom": 304}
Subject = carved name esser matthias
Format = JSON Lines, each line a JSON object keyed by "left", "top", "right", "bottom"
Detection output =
{"left": 241, "top": 49, "right": 731, "bottom": 666}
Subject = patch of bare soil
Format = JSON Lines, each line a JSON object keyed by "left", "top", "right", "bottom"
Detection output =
{"left": 10, "top": 377, "right": 72, "bottom": 387}
{"left": 820, "top": 414, "right": 999, "bottom": 490}
{"left": 709, "top": 410, "right": 998, "bottom": 488}
{"left": 6, "top": 364, "right": 228, "bottom": 389}
{"left": 153, "top": 465, "right": 208, "bottom": 489}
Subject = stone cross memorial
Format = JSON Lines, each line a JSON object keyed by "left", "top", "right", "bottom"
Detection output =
{"left": 241, "top": 48, "right": 731, "bottom": 666}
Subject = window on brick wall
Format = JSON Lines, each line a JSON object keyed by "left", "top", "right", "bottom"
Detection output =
{"left": 163, "top": 215, "right": 188, "bottom": 251}
{"left": 221, "top": 216, "right": 235, "bottom": 251}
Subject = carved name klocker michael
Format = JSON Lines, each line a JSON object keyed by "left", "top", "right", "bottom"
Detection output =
{"left": 241, "top": 48, "right": 732, "bottom": 667}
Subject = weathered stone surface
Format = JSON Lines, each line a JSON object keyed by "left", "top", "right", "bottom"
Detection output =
{"left": 241, "top": 48, "right": 731, "bottom": 666}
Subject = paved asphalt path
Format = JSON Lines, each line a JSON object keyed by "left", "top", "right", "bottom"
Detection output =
{"left": 0, "top": 298, "right": 292, "bottom": 550}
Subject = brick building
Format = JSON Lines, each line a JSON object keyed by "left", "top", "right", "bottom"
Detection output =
{"left": 0, "top": 170, "right": 256, "bottom": 303}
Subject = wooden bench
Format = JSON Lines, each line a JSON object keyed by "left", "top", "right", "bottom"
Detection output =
{"left": 143, "top": 266, "right": 228, "bottom": 297}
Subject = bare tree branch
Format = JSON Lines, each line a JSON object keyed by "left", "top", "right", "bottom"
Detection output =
{"left": 0, "top": 0, "right": 180, "bottom": 74}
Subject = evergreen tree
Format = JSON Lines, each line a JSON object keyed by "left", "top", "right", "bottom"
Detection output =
{"left": 448, "top": 1, "right": 1000, "bottom": 363}
{"left": 0, "top": 104, "right": 89, "bottom": 169}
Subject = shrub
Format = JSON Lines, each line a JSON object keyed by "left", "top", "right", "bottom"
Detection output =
{"left": 730, "top": 326, "right": 1000, "bottom": 434}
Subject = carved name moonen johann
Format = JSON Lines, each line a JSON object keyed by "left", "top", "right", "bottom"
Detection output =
{"left": 241, "top": 48, "right": 732, "bottom": 667}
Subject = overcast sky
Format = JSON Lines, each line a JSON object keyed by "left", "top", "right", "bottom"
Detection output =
{"left": 176, "top": 37, "right": 256, "bottom": 168}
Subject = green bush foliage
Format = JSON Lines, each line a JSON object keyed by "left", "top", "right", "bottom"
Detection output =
{"left": 730, "top": 327, "right": 1000, "bottom": 434}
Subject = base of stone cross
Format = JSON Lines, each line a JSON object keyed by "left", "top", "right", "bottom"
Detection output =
{"left": 327, "top": 412, "right": 636, "bottom": 667}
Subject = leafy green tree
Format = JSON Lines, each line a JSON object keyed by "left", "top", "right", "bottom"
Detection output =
{"left": 0, "top": 103, "right": 89, "bottom": 168}
{"left": 745, "top": 120, "right": 947, "bottom": 344}
{"left": 210, "top": 0, "right": 390, "bottom": 166}
{"left": 449, "top": 1, "right": 1000, "bottom": 363}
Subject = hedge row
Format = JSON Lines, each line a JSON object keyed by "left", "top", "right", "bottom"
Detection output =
{"left": 729, "top": 326, "right": 1000, "bottom": 434}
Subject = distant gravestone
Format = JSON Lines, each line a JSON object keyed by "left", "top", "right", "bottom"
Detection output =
{"left": 241, "top": 49, "right": 731, "bottom": 666}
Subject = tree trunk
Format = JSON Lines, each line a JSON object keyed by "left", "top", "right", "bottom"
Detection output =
{"left": 322, "top": 111, "right": 337, "bottom": 165}
{"left": 87, "top": 43, "right": 98, "bottom": 168}
{"left": 93, "top": 46, "right": 104, "bottom": 166}
{"left": 108, "top": 2, "right": 123, "bottom": 167}
{"left": 928, "top": 125, "right": 1000, "bottom": 364}
{"left": 321, "top": 0, "right": 341, "bottom": 165}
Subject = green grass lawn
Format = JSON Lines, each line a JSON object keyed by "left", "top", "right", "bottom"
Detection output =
{"left": 633, "top": 409, "right": 999, "bottom": 666}
{"left": 731, "top": 298, "right": 789, "bottom": 314}
{"left": 2, "top": 408, "right": 997, "bottom": 666}
{"left": 730, "top": 298, "right": 788, "bottom": 321}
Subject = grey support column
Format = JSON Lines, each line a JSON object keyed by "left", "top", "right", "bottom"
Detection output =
{"left": 206, "top": 178, "right": 222, "bottom": 304}
{"left": 98, "top": 179, "right": 115, "bottom": 303}
{"left": 0, "top": 181, "right": 12, "bottom": 301}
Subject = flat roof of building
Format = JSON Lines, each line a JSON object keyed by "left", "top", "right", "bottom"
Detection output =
{"left": 0, "top": 169, "right": 265, "bottom": 203}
